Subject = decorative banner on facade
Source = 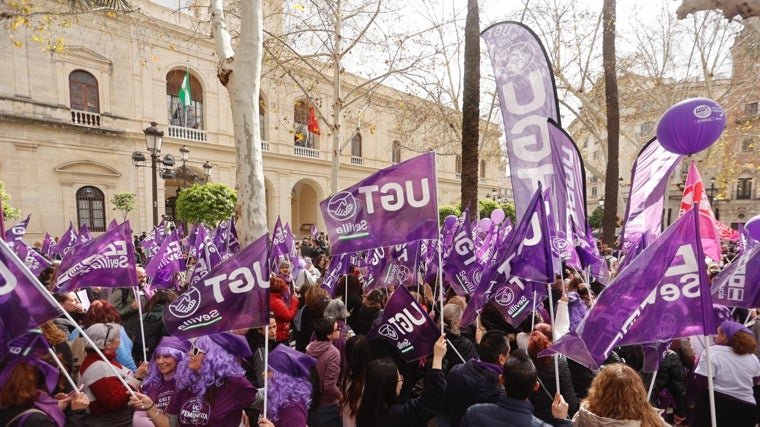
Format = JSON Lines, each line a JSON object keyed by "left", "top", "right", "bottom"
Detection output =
{"left": 620, "top": 138, "right": 682, "bottom": 259}
{"left": 163, "top": 234, "right": 270, "bottom": 340}
{"left": 542, "top": 207, "right": 715, "bottom": 370}
{"left": 52, "top": 221, "right": 137, "bottom": 292}
{"left": 481, "top": 21, "right": 560, "bottom": 223}
{"left": 0, "top": 241, "right": 62, "bottom": 359}
{"left": 320, "top": 152, "right": 439, "bottom": 255}
{"left": 368, "top": 286, "right": 441, "bottom": 362}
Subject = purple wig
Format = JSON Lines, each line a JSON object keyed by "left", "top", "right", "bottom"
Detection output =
{"left": 266, "top": 370, "right": 312, "bottom": 423}
{"left": 175, "top": 335, "right": 246, "bottom": 401}
{"left": 141, "top": 346, "right": 187, "bottom": 398}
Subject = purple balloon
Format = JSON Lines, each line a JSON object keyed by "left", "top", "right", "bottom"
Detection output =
{"left": 490, "top": 208, "right": 506, "bottom": 225}
{"left": 745, "top": 215, "right": 760, "bottom": 241}
{"left": 478, "top": 217, "right": 492, "bottom": 232}
{"left": 656, "top": 98, "right": 725, "bottom": 155}
{"left": 444, "top": 215, "right": 458, "bottom": 230}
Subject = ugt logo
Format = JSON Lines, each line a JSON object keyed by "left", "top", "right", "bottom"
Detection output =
{"left": 326, "top": 191, "right": 357, "bottom": 221}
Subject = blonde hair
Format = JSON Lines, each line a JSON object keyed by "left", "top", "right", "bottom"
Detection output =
{"left": 584, "top": 363, "right": 667, "bottom": 427}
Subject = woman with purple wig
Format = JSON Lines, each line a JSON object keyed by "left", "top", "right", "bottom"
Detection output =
{"left": 132, "top": 336, "right": 189, "bottom": 427}
{"left": 131, "top": 332, "right": 257, "bottom": 427}
{"left": 261, "top": 344, "right": 317, "bottom": 427}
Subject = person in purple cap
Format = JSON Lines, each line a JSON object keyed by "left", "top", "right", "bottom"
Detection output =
{"left": 692, "top": 320, "right": 760, "bottom": 426}
{"left": 262, "top": 344, "right": 317, "bottom": 427}
{"left": 130, "top": 332, "right": 256, "bottom": 427}
{"left": 132, "top": 336, "right": 190, "bottom": 427}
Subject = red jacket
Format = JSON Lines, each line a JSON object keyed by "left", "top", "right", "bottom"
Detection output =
{"left": 270, "top": 292, "right": 298, "bottom": 342}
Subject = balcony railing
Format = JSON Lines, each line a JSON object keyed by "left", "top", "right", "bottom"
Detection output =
{"left": 167, "top": 125, "right": 207, "bottom": 142}
{"left": 294, "top": 145, "right": 319, "bottom": 159}
{"left": 70, "top": 110, "right": 101, "bottom": 127}
{"left": 350, "top": 156, "right": 363, "bottom": 165}
{"left": 261, "top": 140, "right": 270, "bottom": 151}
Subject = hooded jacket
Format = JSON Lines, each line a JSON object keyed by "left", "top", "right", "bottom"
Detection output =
{"left": 305, "top": 340, "right": 341, "bottom": 407}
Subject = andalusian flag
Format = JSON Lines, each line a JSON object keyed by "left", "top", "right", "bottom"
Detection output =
{"left": 178, "top": 70, "right": 192, "bottom": 108}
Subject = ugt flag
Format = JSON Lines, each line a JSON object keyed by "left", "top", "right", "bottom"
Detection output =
{"left": 711, "top": 243, "right": 760, "bottom": 309}
{"left": 144, "top": 228, "right": 186, "bottom": 290}
{"left": 4, "top": 214, "right": 30, "bottom": 250}
{"left": 163, "top": 234, "right": 270, "bottom": 340}
{"left": 0, "top": 241, "right": 62, "bottom": 359}
{"left": 368, "top": 285, "right": 440, "bottom": 362}
{"left": 320, "top": 152, "right": 438, "bottom": 255}
{"left": 542, "top": 207, "right": 715, "bottom": 370}
{"left": 52, "top": 221, "right": 137, "bottom": 292}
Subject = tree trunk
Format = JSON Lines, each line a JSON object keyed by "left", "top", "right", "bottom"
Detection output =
{"left": 211, "top": 0, "right": 267, "bottom": 245}
{"left": 330, "top": 0, "right": 344, "bottom": 195}
{"left": 602, "top": 0, "right": 619, "bottom": 247}
{"left": 461, "top": 0, "right": 480, "bottom": 213}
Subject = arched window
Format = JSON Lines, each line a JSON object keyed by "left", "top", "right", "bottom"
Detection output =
{"left": 294, "top": 100, "right": 318, "bottom": 148}
{"left": 69, "top": 70, "right": 99, "bottom": 113}
{"left": 351, "top": 133, "right": 362, "bottom": 158}
{"left": 480, "top": 159, "right": 486, "bottom": 178}
{"left": 76, "top": 186, "right": 106, "bottom": 232}
{"left": 166, "top": 69, "right": 203, "bottom": 129}
{"left": 392, "top": 140, "right": 401, "bottom": 164}
{"left": 455, "top": 154, "right": 462, "bottom": 177}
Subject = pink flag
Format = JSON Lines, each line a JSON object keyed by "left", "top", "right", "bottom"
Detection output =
{"left": 679, "top": 161, "right": 721, "bottom": 262}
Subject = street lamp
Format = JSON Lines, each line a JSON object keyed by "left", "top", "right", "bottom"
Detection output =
{"left": 202, "top": 160, "right": 213, "bottom": 179}
{"left": 179, "top": 145, "right": 190, "bottom": 188}
{"left": 132, "top": 122, "right": 177, "bottom": 226}
{"left": 708, "top": 177, "right": 717, "bottom": 206}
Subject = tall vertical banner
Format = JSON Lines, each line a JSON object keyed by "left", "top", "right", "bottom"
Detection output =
{"left": 163, "top": 234, "right": 270, "bottom": 340}
{"left": 542, "top": 207, "right": 715, "bottom": 370}
{"left": 620, "top": 138, "right": 683, "bottom": 258}
{"left": 320, "top": 152, "right": 438, "bottom": 255}
{"left": 482, "top": 21, "right": 560, "bottom": 223}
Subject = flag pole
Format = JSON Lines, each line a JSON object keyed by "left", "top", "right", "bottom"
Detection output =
{"left": 434, "top": 151, "right": 444, "bottom": 331}
{"left": 646, "top": 370, "right": 658, "bottom": 400}
{"left": 135, "top": 286, "right": 148, "bottom": 363}
{"left": 47, "top": 346, "right": 79, "bottom": 393}
{"left": 0, "top": 241, "right": 138, "bottom": 398}
{"left": 263, "top": 323, "right": 269, "bottom": 418}
{"left": 704, "top": 335, "right": 717, "bottom": 427}
{"left": 530, "top": 289, "right": 538, "bottom": 331}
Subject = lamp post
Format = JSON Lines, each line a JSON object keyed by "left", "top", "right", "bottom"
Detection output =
{"left": 708, "top": 177, "right": 717, "bottom": 206}
{"left": 179, "top": 145, "right": 190, "bottom": 188}
{"left": 202, "top": 160, "right": 213, "bottom": 179}
{"left": 132, "top": 122, "right": 175, "bottom": 226}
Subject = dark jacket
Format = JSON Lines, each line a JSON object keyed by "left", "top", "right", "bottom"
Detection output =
{"left": 530, "top": 357, "right": 579, "bottom": 423}
{"left": 461, "top": 395, "right": 572, "bottom": 427}
{"left": 348, "top": 305, "right": 382, "bottom": 336}
{"left": 443, "top": 330, "right": 478, "bottom": 374}
{"left": 651, "top": 350, "right": 688, "bottom": 418}
{"left": 445, "top": 360, "right": 503, "bottom": 427}
{"left": 369, "top": 368, "right": 447, "bottom": 427}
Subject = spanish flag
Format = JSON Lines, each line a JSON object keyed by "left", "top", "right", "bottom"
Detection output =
{"left": 308, "top": 107, "right": 321, "bottom": 135}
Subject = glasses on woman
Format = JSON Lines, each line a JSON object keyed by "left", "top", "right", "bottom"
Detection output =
{"left": 190, "top": 343, "right": 206, "bottom": 356}
{"left": 103, "top": 323, "right": 114, "bottom": 347}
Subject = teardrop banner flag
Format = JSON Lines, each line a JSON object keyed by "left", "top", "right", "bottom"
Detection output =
{"left": 320, "top": 152, "right": 438, "bottom": 255}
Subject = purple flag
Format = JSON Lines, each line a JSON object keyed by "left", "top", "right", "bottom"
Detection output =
{"left": 461, "top": 186, "right": 553, "bottom": 326}
{"left": 620, "top": 138, "right": 682, "bottom": 258}
{"left": 269, "top": 216, "right": 290, "bottom": 273}
{"left": 144, "top": 229, "right": 186, "bottom": 289}
{"left": 163, "top": 234, "right": 270, "bottom": 340}
{"left": 107, "top": 219, "right": 118, "bottom": 231}
{"left": 320, "top": 152, "right": 438, "bottom": 255}
{"left": 542, "top": 207, "right": 715, "bottom": 370}
{"left": 187, "top": 225, "right": 224, "bottom": 289}
{"left": 77, "top": 223, "right": 92, "bottom": 244}
{"left": 321, "top": 253, "right": 349, "bottom": 297}
{"left": 495, "top": 279, "right": 548, "bottom": 327}
{"left": 0, "top": 240, "right": 62, "bottom": 359}
{"left": 52, "top": 221, "right": 137, "bottom": 292}
{"left": 16, "top": 241, "right": 51, "bottom": 276}
{"left": 642, "top": 341, "right": 671, "bottom": 373}
{"left": 284, "top": 223, "right": 300, "bottom": 280}
{"left": 368, "top": 286, "right": 441, "bottom": 362}
{"left": 212, "top": 218, "right": 235, "bottom": 260}
{"left": 228, "top": 217, "right": 241, "bottom": 255}
{"left": 5, "top": 214, "right": 30, "bottom": 250}
{"left": 547, "top": 119, "right": 587, "bottom": 269}
{"left": 141, "top": 225, "right": 166, "bottom": 260}
{"left": 0, "top": 197, "right": 5, "bottom": 242}
{"left": 311, "top": 224, "right": 319, "bottom": 241}
{"left": 376, "top": 242, "right": 421, "bottom": 289}
{"left": 362, "top": 247, "right": 388, "bottom": 292}
{"left": 711, "top": 243, "right": 760, "bottom": 308}
{"left": 482, "top": 21, "right": 559, "bottom": 223}
{"left": 52, "top": 222, "right": 78, "bottom": 257}
{"left": 443, "top": 215, "right": 481, "bottom": 296}
{"left": 41, "top": 233, "right": 54, "bottom": 258}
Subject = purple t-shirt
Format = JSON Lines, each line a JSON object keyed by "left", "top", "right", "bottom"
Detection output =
{"left": 167, "top": 376, "right": 256, "bottom": 426}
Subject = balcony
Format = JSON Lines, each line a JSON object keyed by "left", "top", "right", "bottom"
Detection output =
{"left": 350, "top": 156, "right": 363, "bottom": 165}
{"left": 167, "top": 125, "right": 207, "bottom": 142}
{"left": 294, "top": 145, "right": 319, "bottom": 159}
{"left": 70, "top": 109, "right": 101, "bottom": 127}
{"left": 262, "top": 140, "right": 270, "bottom": 151}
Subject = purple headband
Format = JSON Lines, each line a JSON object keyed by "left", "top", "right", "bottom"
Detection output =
{"left": 721, "top": 320, "right": 752, "bottom": 342}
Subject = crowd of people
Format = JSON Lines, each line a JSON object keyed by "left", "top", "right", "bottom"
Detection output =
{"left": 1, "top": 234, "right": 759, "bottom": 427}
